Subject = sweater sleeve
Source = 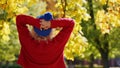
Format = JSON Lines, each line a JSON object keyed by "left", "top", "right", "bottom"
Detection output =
{"left": 49, "top": 18, "right": 75, "bottom": 48}
{"left": 16, "top": 14, "right": 40, "bottom": 47}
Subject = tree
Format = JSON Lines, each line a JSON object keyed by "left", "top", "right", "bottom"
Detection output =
{"left": 81, "top": 0, "right": 120, "bottom": 68}
{"left": 46, "top": 0, "right": 120, "bottom": 68}
{"left": 53, "top": 0, "right": 90, "bottom": 61}
{"left": 0, "top": 0, "right": 43, "bottom": 67}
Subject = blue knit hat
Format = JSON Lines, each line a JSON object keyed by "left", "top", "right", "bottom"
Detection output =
{"left": 34, "top": 12, "right": 53, "bottom": 36}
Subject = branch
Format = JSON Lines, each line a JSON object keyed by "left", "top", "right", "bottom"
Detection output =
{"left": 61, "top": 0, "right": 67, "bottom": 18}
{"left": 103, "top": 0, "right": 109, "bottom": 12}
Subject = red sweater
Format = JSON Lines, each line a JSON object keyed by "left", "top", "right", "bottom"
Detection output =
{"left": 16, "top": 15, "right": 74, "bottom": 68}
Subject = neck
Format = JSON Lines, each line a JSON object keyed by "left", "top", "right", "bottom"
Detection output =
{"left": 30, "top": 29, "right": 52, "bottom": 42}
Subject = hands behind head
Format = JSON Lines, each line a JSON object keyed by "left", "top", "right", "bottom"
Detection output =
{"left": 40, "top": 19, "right": 51, "bottom": 30}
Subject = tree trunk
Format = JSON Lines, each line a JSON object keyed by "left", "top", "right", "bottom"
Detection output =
{"left": 89, "top": 54, "right": 94, "bottom": 68}
{"left": 0, "top": 62, "right": 2, "bottom": 68}
{"left": 99, "top": 34, "right": 109, "bottom": 68}
{"left": 67, "top": 60, "right": 75, "bottom": 68}
{"left": 101, "top": 52, "right": 109, "bottom": 68}
{"left": 5, "top": 61, "right": 9, "bottom": 68}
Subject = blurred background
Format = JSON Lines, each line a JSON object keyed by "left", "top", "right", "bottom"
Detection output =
{"left": 0, "top": 0, "right": 120, "bottom": 68}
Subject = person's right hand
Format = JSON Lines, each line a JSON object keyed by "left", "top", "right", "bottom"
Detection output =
{"left": 40, "top": 19, "right": 51, "bottom": 30}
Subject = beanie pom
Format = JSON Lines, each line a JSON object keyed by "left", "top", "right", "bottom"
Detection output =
{"left": 44, "top": 12, "right": 53, "bottom": 21}
{"left": 37, "top": 12, "right": 53, "bottom": 21}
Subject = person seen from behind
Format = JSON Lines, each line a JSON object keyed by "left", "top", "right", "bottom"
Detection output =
{"left": 16, "top": 12, "right": 75, "bottom": 68}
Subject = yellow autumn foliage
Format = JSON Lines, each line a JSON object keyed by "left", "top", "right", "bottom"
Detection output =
{"left": 95, "top": 0, "right": 120, "bottom": 34}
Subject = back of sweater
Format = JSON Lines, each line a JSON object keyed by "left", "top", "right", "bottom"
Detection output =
{"left": 16, "top": 15, "right": 74, "bottom": 68}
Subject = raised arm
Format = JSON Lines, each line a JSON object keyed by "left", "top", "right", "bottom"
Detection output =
{"left": 50, "top": 18, "right": 75, "bottom": 47}
{"left": 16, "top": 15, "right": 40, "bottom": 34}
{"left": 16, "top": 15, "right": 41, "bottom": 47}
